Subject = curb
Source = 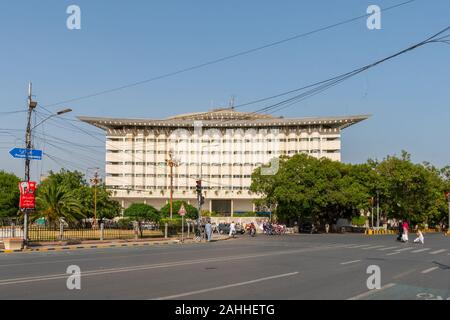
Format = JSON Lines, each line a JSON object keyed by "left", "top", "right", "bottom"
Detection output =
{"left": 365, "top": 230, "right": 396, "bottom": 236}
{"left": 0, "top": 240, "right": 180, "bottom": 254}
{"left": 0, "top": 236, "right": 231, "bottom": 254}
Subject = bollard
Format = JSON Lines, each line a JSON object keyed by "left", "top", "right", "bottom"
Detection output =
{"left": 59, "top": 221, "right": 64, "bottom": 241}
{"left": 100, "top": 223, "right": 104, "bottom": 241}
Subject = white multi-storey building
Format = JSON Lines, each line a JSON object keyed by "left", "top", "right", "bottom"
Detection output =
{"left": 80, "top": 108, "right": 368, "bottom": 215}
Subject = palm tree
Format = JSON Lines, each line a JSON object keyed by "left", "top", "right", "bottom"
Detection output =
{"left": 36, "top": 182, "right": 84, "bottom": 225}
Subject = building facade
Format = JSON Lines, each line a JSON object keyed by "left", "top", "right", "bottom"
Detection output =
{"left": 80, "top": 109, "right": 368, "bottom": 215}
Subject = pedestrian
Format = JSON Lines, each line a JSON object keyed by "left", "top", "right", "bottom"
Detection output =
{"left": 205, "top": 220, "right": 212, "bottom": 242}
{"left": 229, "top": 221, "right": 236, "bottom": 237}
{"left": 402, "top": 220, "right": 409, "bottom": 243}
{"left": 397, "top": 220, "right": 403, "bottom": 242}
{"left": 414, "top": 228, "right": 425, "bottom": 244}
{"left": 325, "top": 223, "right": 330, "bottom": 234}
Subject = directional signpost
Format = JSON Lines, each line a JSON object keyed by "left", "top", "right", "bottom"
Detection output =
{"left": 9, "top": 148, "right": 43, "bottom": 161}
{"left": 179, "top": 204, "right": 187, "bottom": 243}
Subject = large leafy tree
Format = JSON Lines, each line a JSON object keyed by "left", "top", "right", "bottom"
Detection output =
{"left": 40, "top": 170, "right": 121, "bottom": 222}
{"left": 160, "top": 201, "right": 198, "bottom": 220}
{"left": 36, "top": 180, "right": 84, "bottom": 225}
{"left": 251, "top": 151, "right": 448, "bottom": 227}
{"left": 251, "top": 154, "right": 372, "bottom": 224}
{"left": 375, "top": 152, "right": 445, "bottom": 224}
{"left": 0, "top": 171, "right": 20, "bottom": 218}
{"left": 124, "top": 203, "right": 160, "bottom": 237}
{"left": 73, "top": 186, "right": 122, "bottom": 221}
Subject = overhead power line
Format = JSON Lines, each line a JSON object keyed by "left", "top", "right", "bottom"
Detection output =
{"left": 43, "top": 0, "right": 417, "bottom": 108}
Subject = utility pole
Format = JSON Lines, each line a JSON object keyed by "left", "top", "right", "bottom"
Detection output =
{"left": 166, "top": 151, "right": 178, "bottom": 219}
{"left": 23, "top": 82, "right": 37, "bottom": 244}
{"left": 90, "top": 169, "right": 101, "bottom": 229}
{"left": 371, "top": 197, "right": 374, "bottom": 229}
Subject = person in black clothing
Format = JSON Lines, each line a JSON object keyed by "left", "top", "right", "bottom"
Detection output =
{"left": 397, "top": 220, "right": 403, "bottom": 241}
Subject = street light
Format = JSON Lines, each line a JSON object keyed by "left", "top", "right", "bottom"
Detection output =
{"left": 32, "top": 108, "right": 72, "bottom": 130}
{"left": 22, "top": 105, "right": 72, "bottom": 245}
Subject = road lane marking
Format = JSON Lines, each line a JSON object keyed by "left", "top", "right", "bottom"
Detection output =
{"left": 0, "top": 246, "right": 333, "bottom": 286}
{"left": 394, "top": 247, "right": 415, "bottom": 252}
{"left": 392, "top": 269, "right": 417, "bottom": 280}
{"left": 421, "top": 267, "right": 439, "bottom": 274}
{"left": 347, "top": 245, "right": 372, "bottom": 249}
{"left": 378, "top": 246, "right": 399, "bottom": 251}
{"left": 411, "top": 248, "right": 431, "bottom": 253}
{"left": 429, "top": 249, "right": 447, "bottom": 255}
{"left": 386, "top": 252, "right": 401, "bottom": 256}
{"left": 362, "top": 246, "right": 385, "bottom": 250}
{"left": 340, "top": 260, "right": 361, "bottom": 265}
{"left": 152, "top": 272, "right": 299, "bottom": 300}
{"left": 348, "top": 283, "right": 397, "bottom": 300}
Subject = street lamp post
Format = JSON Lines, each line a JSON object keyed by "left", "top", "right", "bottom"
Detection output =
{"left": 166, "top": 151, "right": 179, "bottom": 220}
{"left": 376, "top": 191, "right": 380, "bottom": 229}
{"left": 22, "top": 82, "right": 72, "bottom": 244}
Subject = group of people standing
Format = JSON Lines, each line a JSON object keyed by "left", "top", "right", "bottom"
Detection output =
{"left": 397, "top": 220, "right": 425, "bottom": 244}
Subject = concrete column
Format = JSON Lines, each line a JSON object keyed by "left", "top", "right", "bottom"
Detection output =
{"left": 121, "top": 199, "right": 125, "bottom": 217}
{"left": 209, "top": 199, "right": 213, "bottom": 213}
{"left": 231, "top": 199, "right": 234, "bottom": 218}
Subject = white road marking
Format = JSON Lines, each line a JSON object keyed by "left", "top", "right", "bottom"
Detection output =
{"left": 152, "top": 272, "right": 300, "bottom": 300}
{"left": 0, "top": 246, "right": 331, "bottom": 286}
{"left": 421, "top": 267, "right": 439, "bottom": 274}
{"left": 395, "top": 247, "right": 415, "bottom": 252}
{"left": 340, "top": 260, "right": 362, "bottom": 265}
{"left": 362, "top": 246, "right": 385, "bottom": 250}
{"left": 347, "top": 245, "right": 372, "bottom": 249}
{"left": 378, "top": 246, "right": 399, "bottom": 251}
{"left": 411, "top": 248, "right": 431, "bottom": 253}
{"left": 348, "top": 283, "right": 397, "bottom": 300}
{"left": 429, "top": 249, "right": 447, "bottom": 255}
{"left": 386, "top": 252, "right": 401, "bottom": 256}
{"left": 392, "top": 269, "right": 417, "bottom": 280}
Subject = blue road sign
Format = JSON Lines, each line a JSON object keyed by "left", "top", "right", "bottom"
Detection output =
{"left": 9, "top": 148, "right": 43, "bottom": 160}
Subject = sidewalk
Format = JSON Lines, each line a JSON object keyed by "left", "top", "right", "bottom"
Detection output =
{"left": 0, "top": 234, "right": 231, "bottom": 254}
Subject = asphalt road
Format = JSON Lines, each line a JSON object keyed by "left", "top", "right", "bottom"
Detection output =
{"left": 0, "top": 233, "right": 448, "bottom": 300}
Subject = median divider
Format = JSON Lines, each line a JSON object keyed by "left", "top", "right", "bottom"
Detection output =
{"left": 365, "top": 229, "right": 396, "bottom": 236}
{"left": 0, "top": 234, "right": 231, "bottom": 254}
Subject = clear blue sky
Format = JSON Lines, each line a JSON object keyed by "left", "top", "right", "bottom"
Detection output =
{"left": 1, "top": 0, "right": 449, "bottom": 181}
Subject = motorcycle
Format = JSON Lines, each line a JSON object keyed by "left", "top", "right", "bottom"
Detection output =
{"left": 246, "top": 223, "right": 257, "bottom": 237}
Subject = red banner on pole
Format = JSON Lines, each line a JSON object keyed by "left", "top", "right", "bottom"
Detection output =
{"left": 19, "top": 181, "right": 36, "bottom": 210}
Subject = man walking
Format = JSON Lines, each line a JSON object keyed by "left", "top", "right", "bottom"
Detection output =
{"left": 229, "top": 221, "right": 236, "bottom": 238}
{"left": 205, "top": 220, "right": 212, "bottom": 242}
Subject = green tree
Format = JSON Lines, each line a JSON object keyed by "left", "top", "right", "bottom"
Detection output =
{"left": 251, "top": 154, "right": 372, "bottom": 224}
{"left": 375, "top": 152, "right": 444, "bottom": 225}
{"left": 73, "top": 186, "right": 122, "bottom": 221}
{"left": 124, "top": 203, "right": 160, "bottom": 237}
{"left": 39, "top": 169, "right": 121, "bottom": 223}
{"left": 0, "top": 171, "right": 20, "bottom": 218}
{"left": 160, "top": 201, "right": 198, "bottom": 220}
{"left": 36, "top": 180, "right": 85, "bottom": 225}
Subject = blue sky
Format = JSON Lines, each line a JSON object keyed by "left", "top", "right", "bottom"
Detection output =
{"left": 0, "top": 0, "right": 449, "bottom": 180}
